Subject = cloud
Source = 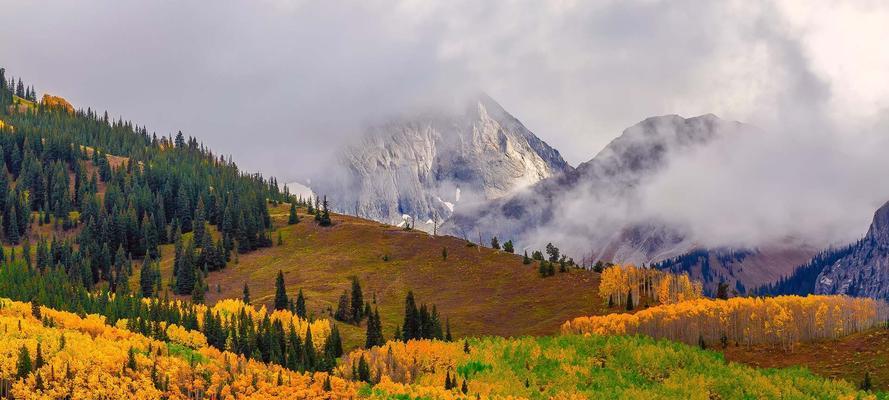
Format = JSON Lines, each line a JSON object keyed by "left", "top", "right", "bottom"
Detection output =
{"left": 3, "top": 0, "right": 889, "bottom": 254}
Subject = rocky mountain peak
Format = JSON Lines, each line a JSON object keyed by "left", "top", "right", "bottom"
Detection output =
{"left": 311, "top": 94, "right": 572, "bottom": 228}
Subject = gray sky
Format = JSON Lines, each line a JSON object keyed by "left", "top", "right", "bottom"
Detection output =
{"left": 3, "top": 0, "right": 889, "bottom": 249}
{"left": 3, "top": 0, "right": 887, "bottom": 178}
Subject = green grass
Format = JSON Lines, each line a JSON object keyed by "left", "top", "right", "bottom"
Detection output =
{"left": 445, "top": 335, "right": 885, "bottom": 399}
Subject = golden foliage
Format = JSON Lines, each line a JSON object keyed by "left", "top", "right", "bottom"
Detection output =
{"left": 40, "top": 94, "right": 74, "bottom": 114}
{"left": 0, "top": 298, "right": 356, "bottom": 399}
{"left": 337, "top": 340, "right": 467, "bottom": 386}
{"left": 599, "top": 265, "right": 703, "bottom": 308}
{"left": 562, "top": 295, "right": 889, "bottom": 350}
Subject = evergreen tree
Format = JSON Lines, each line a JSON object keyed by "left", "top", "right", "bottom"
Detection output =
{"left": 193, "top": 197, "right": 206, "bottom": 245}
{"left": 402, "top": 291, "right": 420, "bottom": 341}
{"left": 319, "top": 196, "right": 332, "bottom": 226}
{"left": 442, "top": 247, "right": 448, "bottom": 261}
{"left": 350, "top": 277, "right": 364, "bottom": 323}
{"left": 334, "top": 291, "right": 350, "bottom": 322}
{"left": 490, "top": 236, "right": 500, "bottom": 250}
{"left": 357, "top": 355, "right": 370, "bottom": 383}
{"left": 626, "top": 292, "right": 634, "bottom": 311}
{"left": 503, "top": 240, "right": 514, "bottom": 253}
{"left": 295, "top": 289, "right": 307, "bottom": 319}
{"left": 127, "top": 347, "right": 137, "bottom": 370}
{"left": 34, "top": 342, "right": 44, "bottom": 369}
{"left": 16, "top": 345, "right": 31, "bottom": 378}
{"left": 242, "top": 282, "right": 250, "bottom": 304}
{"left": 523, "top": 251, "right": 531, "bottom": 265}
{"left": 274, "top": 270, "right": 289, "bottom": 310}
{"left": 365, "top": 307, "right": 384, "bottom": 348}
{"left": 288, "top": 202, "right": 299, "bottom": 224}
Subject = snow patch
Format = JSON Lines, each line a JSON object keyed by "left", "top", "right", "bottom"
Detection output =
{"left": 285, "top": 181, "right": 314, "bottom": 199}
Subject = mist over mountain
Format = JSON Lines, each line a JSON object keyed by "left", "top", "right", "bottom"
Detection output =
{"left": 309, "top": 94, "right": 571, "bottom": 227}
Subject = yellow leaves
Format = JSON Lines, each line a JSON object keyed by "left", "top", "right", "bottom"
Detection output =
{"left": 598, "top": 265, "right": 703, "bottom": 308}
{"left": 40, "top": 94, "right": 74, "bottom": 114}
{"left": 562, "top": 295, "right": 889, "bottom": 349}
{"left": 164, "top": 323, "right": 208, "bottom": 349}
{"left": 338, "top": 340, "right": 467, "bottom": 386}
{"left": 0, "top": 298, "right": 358, "bottom": 399}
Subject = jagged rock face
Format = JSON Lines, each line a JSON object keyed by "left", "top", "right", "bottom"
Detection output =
{"left": 312, "top": 95, "right": 572, "bottom": 227}
{"left": 815, "top": 201, "right": 889, "bottom": 300}
{"left": 444, "top": 113, "right": 748, "bottom": 265}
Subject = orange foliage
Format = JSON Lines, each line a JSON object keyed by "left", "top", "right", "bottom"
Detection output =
{"left": 336, "top": 340, "right": 467, "bottom": 386}
{"left": 41, "top": 94, "right": 74, "bottom": 114}
{"left": 0, "top": 298, "right": 356, "bottom": 399}
{"left": 562, "top": 295, "right": 889, "bottom": 350}
{"left": 599, "top": 265, "right": 703, "bottom": 308}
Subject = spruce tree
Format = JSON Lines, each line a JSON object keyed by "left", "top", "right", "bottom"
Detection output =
{"left": 490, "top": 236, "right": 500, "bottom": 250}
{"left": 402, "top": 291, "right": 420, "bottom": 341}
{"left": 242, "top": 282, "right": 251, "bottom": 304}
{"left": 274, "top": 270, "right": 289, "bottom": 310}
{"left": 357, "top": 355, "right": 370, "bottom": 382}
{"left": 523, "top": 250, "right": 531, "bottom": 265}
{"left": 503, "top": 240, "right": 514, "bottom": 253}
{"left": 295, "top": 289, "right": 307, "bottom": 319}
{"left": 350, "top": 277, "right": 364, "bottom": 323}
{"left": 16, "top": 345, "right": 31, "bottom": 378}
{"left": 319, "top": 196, "right": 332, "bottom": 226}
{"left": 288, "top": 202, "right": 298, "bottom": 225}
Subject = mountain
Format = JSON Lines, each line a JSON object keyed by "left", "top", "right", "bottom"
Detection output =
{"left": 445, "top": 113, "right": 743, "bottom": 258}
{"left": 310, "top": 94, "right": 572, "bottom": 228}
{"left": 654, "top": 246, "right": 817, "bottom": 296}
{"left": 812, "top": 201, "right": 889, "bottom": 299}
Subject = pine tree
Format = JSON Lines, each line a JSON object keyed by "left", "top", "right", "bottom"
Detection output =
{"left": 626, "top": 292, "right": 634, "bottom": 311}
{"left": 461, "top": 379, "right": 468, "bottom": 394}
{"left": 490, "top": 236, "right": 500, "bottom": 250}
{"left": 402, "top": 291, "right": 420, "bottom": 341}
{"left": 127, "top": 347, "right": 137, "bottom": 370}
{"left": 445, "top": 318, "right": 453, "bottom": 342}
{"left": 861, "top": 371, "right": 873, "bottom": 391}
{"left": 503, "top": 240, "right": 514, "bottom": 253}
{"left": 523, "top": 250, "right": 531, "bottom": 265}
{"left": 350, "top": 277, "right": 364, "bottom": 323}
{"left": 442, "top": 247, "right": 448, "bottom": 261}
{"left": 243, "top": 282, "right": 251, "bottom": 304}
{"left": 288, "top": 202, "right": 299, "bottom": 224}
{"left": 357, "top": 355, "right": 370, "bottom": 382}
{"left": 193, "top": 197, "right": 206, "bottom": 245}
{"left": 335, "top": 291, "right": 350, "bottom": 322}
{"left": 319, "top": 196, "right": 332, "bottom": 226}
{"left": 34, "top": 342, "right": 44, "bottom": 369}
{"left": 16, "top": 345, "right": 31, "bottom": 378}
{"left": 365, "top": 307, "right": 384, "bottom": 348}
{"left": 139, "top": 259, "right": 155, "bottom": 297}
{"left": 295, "top": 289, "right": 307, "bottom": 318}
{"left": 274, "top": 270, "right": 288, "bottom": 310}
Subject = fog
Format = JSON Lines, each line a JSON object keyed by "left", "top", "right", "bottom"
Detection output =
{"left": 2, "top": 0, "right": 889, "bottom": 251}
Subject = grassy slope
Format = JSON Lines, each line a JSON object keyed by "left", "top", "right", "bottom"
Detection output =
{"left": 722, "top": 327, "right": 889, "bottom": 391}
{"left": 153, "top": 203, "right": 605, "bottom": 350}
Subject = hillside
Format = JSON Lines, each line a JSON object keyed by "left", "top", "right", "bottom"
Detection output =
{"left": 156, "top": 204, "right": 605, "bottom": 349}
{"left": 723, "top": 327, "right": 889, "bottom": 391}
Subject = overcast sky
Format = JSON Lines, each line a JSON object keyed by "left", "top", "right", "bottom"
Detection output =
{"left": 2, "top": 0, "right": 888, "bottom": 184}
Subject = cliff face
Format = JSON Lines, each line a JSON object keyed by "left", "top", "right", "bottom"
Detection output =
{"left": 312, "top": 94, "right": 572, "bottom": 227}
{"left": 815, "top": 201, "right": 889, "bottom": 300}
